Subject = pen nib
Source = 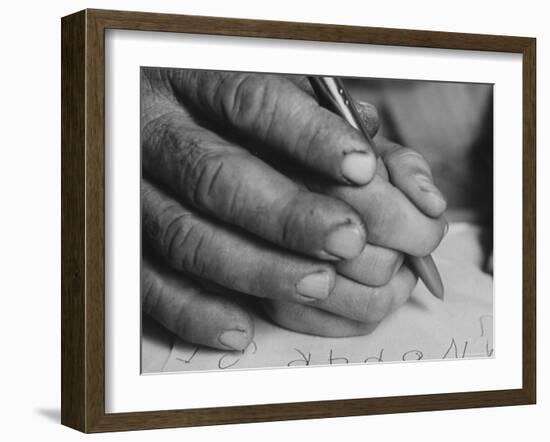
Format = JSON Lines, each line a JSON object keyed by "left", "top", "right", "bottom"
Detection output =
{"left": 408, "top": 255, "right": 444, "bottom": 300}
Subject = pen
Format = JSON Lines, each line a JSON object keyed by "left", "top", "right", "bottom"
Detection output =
{"left": 308, "top": 76, "right": 444, "bottom": 300}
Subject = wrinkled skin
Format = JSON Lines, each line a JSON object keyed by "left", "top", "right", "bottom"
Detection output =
{"left": 141, "top": 69, "right": 447, "bottom": 351}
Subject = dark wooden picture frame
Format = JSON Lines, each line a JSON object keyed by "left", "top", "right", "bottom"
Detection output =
{"left": 61, "top": 8, "right": 536, "bottom": 433}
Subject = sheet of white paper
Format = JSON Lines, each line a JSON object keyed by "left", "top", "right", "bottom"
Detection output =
{"left": 161, "top": 223, "right": 493, "bottom": 373}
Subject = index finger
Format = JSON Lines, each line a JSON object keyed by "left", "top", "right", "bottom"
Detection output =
{"left": 165, "top": 69, "right": 378, "bottom": 185}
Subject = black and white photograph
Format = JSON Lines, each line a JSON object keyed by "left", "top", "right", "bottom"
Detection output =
{"left": 140, "top": 68, "right": 494, "bottom": 373}
{"left": 1, "top": 0, "right": 542, "bottom": 437}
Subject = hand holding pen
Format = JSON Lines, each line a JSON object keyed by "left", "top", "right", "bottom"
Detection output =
{"left": 142, "top": 69, "right": 448, "bottom": 345}
{"left": 309, "top": 76, "right": 445, "bottom": 299}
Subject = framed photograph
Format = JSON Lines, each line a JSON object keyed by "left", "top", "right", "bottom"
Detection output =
{"left": 61, "top": 9, "right": 536, "bottom": 432}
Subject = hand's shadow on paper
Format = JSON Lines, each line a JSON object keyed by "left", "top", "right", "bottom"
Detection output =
{"left": 35, "top": 408, "right": 60, "bottom": 423}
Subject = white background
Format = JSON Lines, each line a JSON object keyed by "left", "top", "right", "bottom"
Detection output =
{"left": 0, "top": 0, "right": 546, "bottom": 440}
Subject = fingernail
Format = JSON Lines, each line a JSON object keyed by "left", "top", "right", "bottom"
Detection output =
{"left": 325, "top": 224, "right": 365, "bottom": 259}
{"left": 296, "top": 271, "right": 331, "bottom": 300}
{"left": 341, "top": 152, "right": 376, "bottom": 185}
{"left": 444, "top": 221, "right": 449, "bottom": 236}
{"left": 357, "top": 100, "right": 380, "bottom": 135}
{"left": 218, "top": 329, "right": 248, "bottom": 351}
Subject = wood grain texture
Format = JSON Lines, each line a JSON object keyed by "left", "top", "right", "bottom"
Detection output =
{"left": 522, "top": 38, "right": 536, "bottom": 402}
{"left": 61, "top": 10, "right": 86, "bottom": 431}
{"left": 60, "top": 8, "right": 537, "bottom": 433}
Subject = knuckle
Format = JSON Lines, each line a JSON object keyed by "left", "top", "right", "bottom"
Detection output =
{"left": 172, "top": 127, "right": 250, "bottom": 223}
{"left": 184, "top": 145, "right": 249, "bottom": 223}
{"left": 175, "top": 132, "right": 226, "bottom": 211}
{"left": 161, "top": 214, "right": 209, "bottom": 276}
{"left": 219, "top": 74, "right": 271, "bottom": 129}
{"left": 143, "top": 113, "right": 225, "bottom": 212}
{"left": 188, "top": 150, "right": 225, "bottom": 210}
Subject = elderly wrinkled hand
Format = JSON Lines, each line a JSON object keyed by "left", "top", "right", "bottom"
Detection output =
{"left": 141, "top": 68, "right": 447, "bottom": 350}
